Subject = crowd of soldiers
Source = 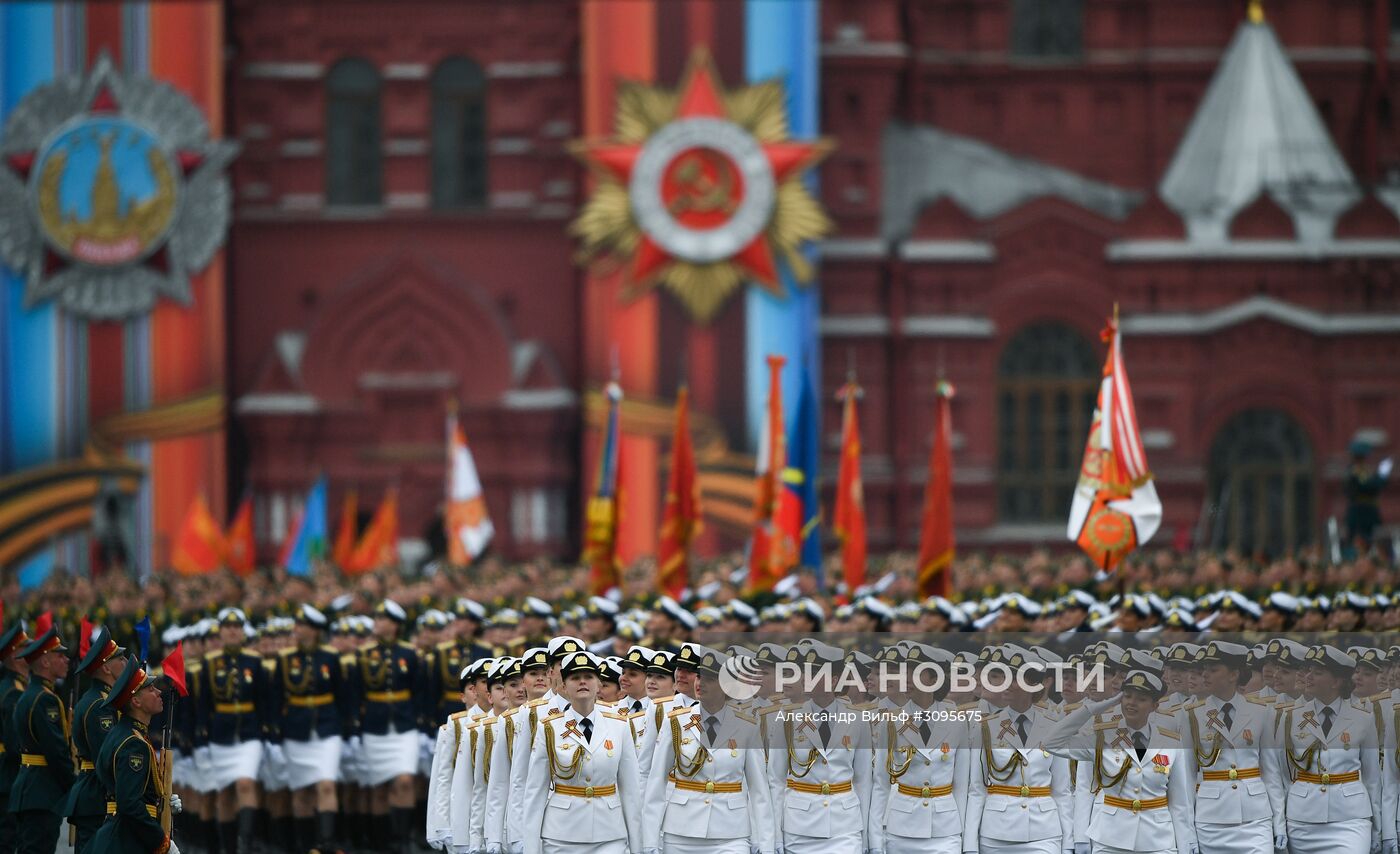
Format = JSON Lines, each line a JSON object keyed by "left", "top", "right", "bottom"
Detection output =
{"left": 4, "top": 583, "right": 1400, "bottom": 854}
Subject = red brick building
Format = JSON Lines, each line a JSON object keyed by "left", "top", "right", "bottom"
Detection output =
{"left": 227, "top": 0, "right": 1400, "bottom": 562}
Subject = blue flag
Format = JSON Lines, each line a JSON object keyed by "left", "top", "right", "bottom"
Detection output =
{"left": 134, "top": 616, "right": 151, "bottom": 663}
{"left": 287, "top": 476, "right": 329, "bottom": 578}
{"left": 787, "top": 363, "right": 823, "bottom": 586}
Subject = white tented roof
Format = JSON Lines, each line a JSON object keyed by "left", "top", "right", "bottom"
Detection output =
{"left": 1159, "top": 11, "right": 1359, "bottom": 242}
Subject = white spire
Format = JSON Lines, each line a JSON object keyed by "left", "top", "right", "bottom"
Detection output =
{"left": 1159, "top": 9, "right": 1359, "bottom": 243}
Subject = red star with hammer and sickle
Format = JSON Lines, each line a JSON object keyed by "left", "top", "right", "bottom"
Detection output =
{"left": 577, "top": 54, "right": 826, "bottom": 291}
{"left": 4, "top": 83, "right": 206, "bottom": 278}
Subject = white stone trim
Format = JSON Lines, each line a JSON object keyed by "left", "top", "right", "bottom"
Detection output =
{"left": 502, "top": 388, "right": 578, "bottom": 410}
{"left": 902, "top": 315, "right": 996, "bottom": 337}
{"left": 241, "top": 62, "right": 324, "bottom": 80}
{"left": 235, "top": 393, "right": 321, "bottom": 415}
{"left": 1141, "top": 429, "right": 1175, "bottom": 450}
{"left": 385, "top": 137, "right": 429, "bottom": 157}
{"left": 1107, "top": 238, "right": 1400, "bottom": 261}
{"left": 383, "top": 62, "right": 428, "bottom": 80}
{"left": 491, "top": 191, "right": 536, "bottom": 210}
{"left": 240, "top": 182, "right": 271, "bottom": 200}
{"left": 359, "top": 371, "right": 456, "bottom": 390}
{"left": 240, "top": 123, "right": 272, "bottom": 141}
{"left": 490, "top": 137, "right": 534, "bottom": 155}
{"left": 279, "top": 193, "right": 324, "bottom": 211}
{"left": 488, "top": 60, "right": 565, "bottom": 79}
{"left": 820, "top": 238, "right": 886, "bottom": 259}
{"left": 386, "top": 192, "right": 429, "bottom": 210}
{"left": 820, "top": 41, "right": 910, "bottom": 59}
{"left": 820, "top": 315, "right": 891, "bottom": 337}
{"left": 1122, "top": 295, "right": 1400, "bottom": 336}
{"left": 279, "top": 139, "right": 322, "bottom": 157}
{"left": 899, "top": 240, "right": 996, "bottom": 262}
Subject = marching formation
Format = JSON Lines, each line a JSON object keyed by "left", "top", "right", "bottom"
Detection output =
{"left": 5, "top": 586, "right": 1400, "bottom": 854}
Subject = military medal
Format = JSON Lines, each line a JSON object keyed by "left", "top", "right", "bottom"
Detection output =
{"left": 1243, "top": 729, "right": 1253, "bottom": 745}
{"left": 1341, "top": 731, "right": 1351, "bottom": 746}
{"left": 941, "top": 742, "right": 950, "bottom": 761}
{"left": 842, "top": 735, "right": 851, "bottom": 749}
{"left": 728, "top": 739, "right": 737, "bottom": 757}
{"left": 605, "top": 738, "right": 614, "bottom": 756}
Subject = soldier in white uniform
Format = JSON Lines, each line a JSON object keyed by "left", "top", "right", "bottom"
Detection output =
{"left": 641, "top": 648, "right": 774, "bottom": 854}
{"left": 1267, "top": 646, "right": 1384, "bottom": 854}
{"left": 1045, "top": 670, "right": 1197, "bottom": 854}
{"left": 869, "top": 640, "right": 970, "bottom": 854}
{"left": 427, "top": 660, "right": 483, "bottom": 850}
{"left": 484, "top": 647, "right": 555, "bottom": 854}
{"left": 964, "top": 645, "right": 1074, "bottom": 854}
{"left": 770, "top": 640, "right": 874, "bottom": 854}
{"left": 1173, "top": 641, "right": 1282, "bottom": 854}
{"left": 522, "top": 650, "right": 643, "bottom": 854}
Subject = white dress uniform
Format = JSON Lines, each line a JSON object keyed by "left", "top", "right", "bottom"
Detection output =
{"left": 522, "top": 704, "right": 643, "bottom": 854}
{"left": 635, "top": 696, "right": 683, "bottom": 789}
{"left": 770, "top": 699, "right": 874, "bottom": 854}
{"left": 1174, "top": 692, "right": 1281, "bottom": 853}
{"left": 1045, "top": 699, "right": 1197, "bottom": 854}
{"left": 426, "top": 710, "right": 471, "bottom": 848}
{"left": 868, "top": 703, "right": 969, "bottom": 854}
{"left": 641, "top": 703, "right": 774, "bottom": 854}
{"left": 964, "top": 706, "right": 1074, "bottom": 854}
{"left": 1266, "top": 697, "right": 1383, "bottom": 854}
{"left": 448, "top": 710, "right": 489, "bottom": 854}
{"left": 492, "top": 696, "right": 564, "bottom": 853}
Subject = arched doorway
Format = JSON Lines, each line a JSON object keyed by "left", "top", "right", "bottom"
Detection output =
{"left": 997, "top": 322, "right": 1099, "bottom": 523}
{"left": 1206, "top": 409, "right": 1314, "bottom": 554}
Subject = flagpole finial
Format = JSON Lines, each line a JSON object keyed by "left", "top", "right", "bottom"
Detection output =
{"left": 1113, "top": 302, "right": 1120, "bottom": 325}
{"left": 1247, "top": 0, "right": 1264, "bottom": 24}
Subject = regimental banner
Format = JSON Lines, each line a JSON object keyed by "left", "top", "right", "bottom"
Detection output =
{"left": 0, "top": 52, "right": 237, "bottom": 320}
{"left": 570, "top": 47, "right": 832, "bottom": 323}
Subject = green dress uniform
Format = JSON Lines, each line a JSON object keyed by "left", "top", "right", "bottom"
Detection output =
{"left": 0, "top": 660, "right": 26, "bottom": 852}
{"left": 9, "top": 675, "right": 75, "bottom": 854}
{"left": 90, "top": 717, "right": 170, "bottom": 854}
{"left": 64, "top": 681, "right": 118, "bottom": 852}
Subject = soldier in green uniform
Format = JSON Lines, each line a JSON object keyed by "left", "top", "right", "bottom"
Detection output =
{"left": 91, "top": 656, "right": 179, "bottom": 854}
{"left": 64, "top": 627, "right": 127, "bottom": 853}
{"left": 0, "top": 621, "right": 31, "bottom": 853}
{"left": 8, "top": 626, "right": 73, "bottom": 854}
{"left": 1345, "top": 439, "right": 1392, "bottom": 553}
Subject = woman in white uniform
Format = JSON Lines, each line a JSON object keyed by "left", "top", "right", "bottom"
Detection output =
{"left": 641, "top": 647, "right": 774, "bottom": 854}
{"left": 523, "top": 650, "right": 642, "bottom": 854}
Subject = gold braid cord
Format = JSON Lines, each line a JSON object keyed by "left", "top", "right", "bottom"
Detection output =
{"left": 1092, "top": 729, "right": 1130, "bottom": 795}
{"left": 981, "top": 720, "right": 1027, "bottom": 786}
{"left": 670, "top": 716, "right": 708, "bottom": 779}
{"left": 885, "top": 720, "right": 916, "bottom": 784}
{"left": 1188, "top": 710, "right": 1223, "bottom": 769}
{"left": 481, "top": 725, "right": 494, "bottom": 785}
{"left": 544, "top": 721, "right": 583, "bottom": 783}
{"left": 784, "top": 719, "right": 819, "bottom": 779}
{"left": 1283, "top": 711, "right": 1319, "bottom": 780}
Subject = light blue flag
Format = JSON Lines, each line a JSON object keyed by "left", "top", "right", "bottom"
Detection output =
{"left": 286, "top": 477, "right": 328, "bottom": 578}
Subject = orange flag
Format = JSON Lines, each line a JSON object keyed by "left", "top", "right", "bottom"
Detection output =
{"left": 657, "top": 387, "right": 701, "bottom": 600}
{"left": 225, "top": 496, "right": 256, "bottom": 577}
{"left": 917, "top": 380, "right": 956, "bottom": 598}
{"left": 172, "top": 494, "right": 225, "bottom": 576}
{"left": 346, "top": 490, "right": 398, "bottom": 575}
{"left": 833, "top": 379, "right": 867, "bottom": 593}
{"left": 747, "top": 355, "right": 791, "bottom": 593}
{"left": 332, "top": 491, "right": 358, "bottom": 568}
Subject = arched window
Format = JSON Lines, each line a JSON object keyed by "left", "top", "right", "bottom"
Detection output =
{"left": 432, "top": 57, "right": 487, "bottom": 209}
{"left": 1011, "top": 0, "right": 1083, "bottom": 59}
{"left": 1206, "top": 410, "right": 1314, "bottom": 555}
{"left": 326, "top": 58, "right": 382, "bottom": 206}
{"left": 997, "top": 323, "right": 1098, "bottom": 523}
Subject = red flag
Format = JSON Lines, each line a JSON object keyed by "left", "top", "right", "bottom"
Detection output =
{"left": 346, "top": 490, "right": 399, "bottom": 575}
{"left": 160, "top": 642, "right": 188, "bottom": 697}
{"left": 658, "top": 387, "right": 702, "bottom": 600}
{"left": 832, "top": 380, "right": 867, "bottom": 592}
{"left": 583, "top": 382, "right": 624, "bottom": 596}
{"left": 917, "top": 380, "right": 956, "bottom": 598}
{"left": 1068, "top": 310, "right": 1162, "bottom": 570}
{"left": 225, "top": 496, "right": 256, "bottom": 577}
{"left": 747, "top": 355, "right": 792, "bottom": 593}
{"left": 171, "top": 494, "right": 225, "bottom": 576}
{"left": 79, "top": 616, "right": 94, "bottom": 659}
{"left": 35, "top": 611, "right": 52, "bottom": 636}
{"left": 332, "top": 490, "right": 358, "bottom": 568}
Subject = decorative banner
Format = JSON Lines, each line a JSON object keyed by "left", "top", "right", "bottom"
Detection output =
{"left": 0, "top": 52, "right": 236, "bottom": 320}
{"left": 570, "top": 47, "right": 832, "bottom": 323}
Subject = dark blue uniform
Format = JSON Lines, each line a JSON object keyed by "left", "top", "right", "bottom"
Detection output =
{"left": 357, "top": 640, "right": 417, "bottom": 736}
{"left": 197, "top": 647, "right": 267, "bottom": 747}
{"left": 273, "top": 645, "right": 348, "bottom": 742}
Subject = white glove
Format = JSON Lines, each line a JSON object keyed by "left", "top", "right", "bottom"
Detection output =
{"left": 1190, "top": 847, "right": 1200, "bottom": 854}
{"left": 1275, "top": 834, "right": 1288, "bottom": 850}
{"left": 267, "top": 744, "right": 286, "bottom": 769}
{"left": 1380, "top": 457, "right": 1394, "bottom": 479}
{"left": 1382, "top": 841, "right": 1398, "bottom": 854}
{"left": 509, "top": 842, "right": 524, "bottom": 854}
{"left": 1089, "top": 694, "right": 1121, "bottom": 713}
{"left": 167, "top": 841, "right": 181, "bottom": 854}
{"left": 485, "top": 846, "right": 502, "bottom": 854}
{"left": 169, "top": 793, "right": 183, "bottom": 815}
{"left": 1075, "top": 844, "right": 1091, "bottom": 854}
{"left": 193, "top": 746, "right": 213, "bottom": 771}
